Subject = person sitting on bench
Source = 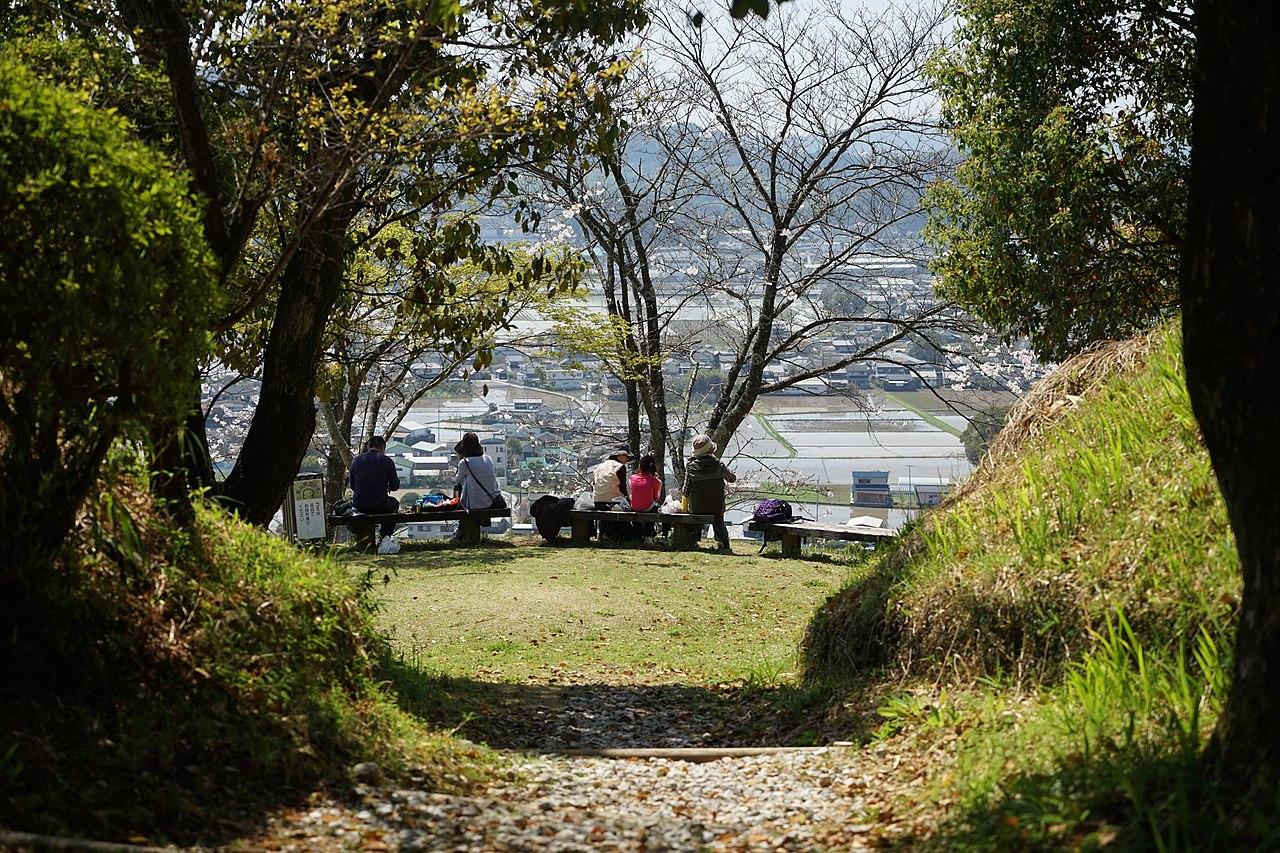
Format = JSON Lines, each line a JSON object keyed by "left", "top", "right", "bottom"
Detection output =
{"left": 628, "top": 454, "right": 663, "bottom": 512}
{"left": 349, "top": 435, "right": 400, "bottom": 552}
{"left": 591, "top": 447, "right": 631, "bottom": 509}
{"left": 590, "top": 447, "right": 633, "bottom": 540}
{"left": 629, "top": 454, "right": 663, "bottom": 538}
{"left": 452, "top": 432, "right": 505, "bottom": 542}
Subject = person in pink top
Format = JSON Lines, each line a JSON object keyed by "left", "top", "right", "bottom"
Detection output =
{"left": 629, "top": 454, "right": 663, "bottom": 512}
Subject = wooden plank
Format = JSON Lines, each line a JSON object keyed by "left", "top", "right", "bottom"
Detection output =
{"left": 552, "top": 746, "right": 845, "bottom": 762}
{"left": 0, "top": 829, "right": 173, "bottom": 853}
{"left": 671, "top": 523, "right": 699, "bottom": 549}
{"left": 328, "top": 509, "right": 511, "bottom": 526}
{"left": 745, "top": 520, "right": 895, "bottom": 542}
{"left": 353, "top": 523, "right": 377, "bottom": 551}
{"left": 570, "top": 515, "right": 594, "bottom": 545}
{"left": 781, "top": 532, "right": 802, "bottom": 558}
{"left": 458, "top": 515, "right": 482, "bottom": 545}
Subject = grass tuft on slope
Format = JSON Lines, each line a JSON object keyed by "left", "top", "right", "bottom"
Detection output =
{"left": 797, "top": 324, "right": 1272, "bottom": 848}
{"left": 803, "top": 324, "right": 1238, "bottom": 686}
{"left": 0, "top": 456, "right": 489, "bottom": 846}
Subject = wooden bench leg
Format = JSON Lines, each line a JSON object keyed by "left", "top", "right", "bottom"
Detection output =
{"left": 671, "top": 524, "right": 697, "bottom": 550}
{"left": 459, "top": 516, "right": 482, "bottom": 545}
{"left": 570, "top": 516, "right": 593, "bottom": 545}
{"left": 353, "top": 523, "right": 377, "bottom": 552}
{"left": 781, "top": 533, "right": 802, "bottom": 558}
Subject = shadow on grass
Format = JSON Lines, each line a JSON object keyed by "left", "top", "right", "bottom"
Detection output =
{"left": 798, "top": 541, "right": 917, "bottom": 683}
{"left": 340, "top": 533, "right": 881, "bottom": 567}
{"left": 1, "top": 674, "right": 355, "bottom": 847}
{"left": 754, "top": 542, "right": 883, "bottom": 566}
{"left": 380, "top": 655, "right": 881, "bottom": 751}
{"left": 336, "top": 537, "right": 530, "bottom": 575}
{"left": 911, "top": 744, "right": 1280, "bottom": 851}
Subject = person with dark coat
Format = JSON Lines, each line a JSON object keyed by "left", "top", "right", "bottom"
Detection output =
{"left": 349, "top": 435, "right": 401, "bottom": 543}
{"left": 683, "top": 433, "right": 737, "bottom": 552}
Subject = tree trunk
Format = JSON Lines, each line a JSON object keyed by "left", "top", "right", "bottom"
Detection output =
{"left": 638, "top": 373, "right": 669, "bottom": 482}
{"left": 1182, "top": 0, "right": 1280, "bottom": 796}
{"left": 608, "top": 158, "right": 671, "bottom": 476}
{"left": 707, "top": 235, "right": 786, "bottom": 451}
{"left": 624, "top": 378, "right": 642, "bottom": 459}
{"left": 217, "top": 199, "right": 353, "bottom": 525}
{"left": 321, "top": 398, "right": 356, "bottom": 510}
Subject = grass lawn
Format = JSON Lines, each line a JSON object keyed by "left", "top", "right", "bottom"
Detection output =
{"left": 345, "top": 538, "right": 858, "bottom": 686}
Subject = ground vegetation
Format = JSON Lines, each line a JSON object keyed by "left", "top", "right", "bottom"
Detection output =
{"left": 0, "top": 454, "right": 489, "bottom": 844}
{"left": 800, "top": 324, "right": 1261, "bottom": 846}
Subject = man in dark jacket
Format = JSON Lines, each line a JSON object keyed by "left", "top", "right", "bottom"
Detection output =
{"left": 683, "top": 434, "right": 737, "bottom": 552}
{"left": 349, "top": 435, "right": 400, "bottom": 541}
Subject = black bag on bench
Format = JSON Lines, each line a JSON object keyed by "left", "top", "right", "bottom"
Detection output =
{"left": 530, "top": 495, "right": 575, "bottom": 543}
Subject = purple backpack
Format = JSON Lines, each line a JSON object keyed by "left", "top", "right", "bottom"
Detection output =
{"left": 752, "top": 499, "right": 795, "bottom": 523}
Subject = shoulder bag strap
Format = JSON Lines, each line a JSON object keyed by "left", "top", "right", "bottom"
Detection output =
{"left": 461, "top": 457, "right": 498, "bottom": 503}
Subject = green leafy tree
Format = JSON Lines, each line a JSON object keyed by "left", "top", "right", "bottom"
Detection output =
{"left": 315, "top": 233, "right": 582, "bottom": 504}
{"left": 927, "top": 0, "right": 1192, "bottom": 362}
{"left": 0, "top": 58, "right": 217, "bottom": 586}
{"left": 10, "top": 0, "right": 645, "bottom": 526}
{"left": 960, "top": 403, "right": 1011, "bottom": 465}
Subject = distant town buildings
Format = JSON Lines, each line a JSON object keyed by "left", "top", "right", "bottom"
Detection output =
{"left": 200, "top": 249, "right": 1045, "bottom": 512}
{"left": 851, "top": 470, "right": 954, "bottom": 510}
{"left": 851, "top": 471, "right": 893, "bottom": 508}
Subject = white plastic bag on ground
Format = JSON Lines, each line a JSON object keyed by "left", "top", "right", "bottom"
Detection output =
{"left": 574, "top": 491, "right": 595, "bottom": 511}
{"left": 378, "top": 535, "right": 401, "bottom": 555}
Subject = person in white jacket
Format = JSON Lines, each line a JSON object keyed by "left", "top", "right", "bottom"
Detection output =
{"left": 591, "top": 448, "right": 631, "bottom": 509}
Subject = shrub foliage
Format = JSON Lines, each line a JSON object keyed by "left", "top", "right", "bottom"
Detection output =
{"left": 0, "top": 460, "right": 487, "bottom": 842}
{"left": 0, "top": 58, "right": 217, "bottom": 589}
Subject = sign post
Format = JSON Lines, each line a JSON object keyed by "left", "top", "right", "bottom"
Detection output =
{"left": 283, "top": 473, "right": 327, "bottom": 544}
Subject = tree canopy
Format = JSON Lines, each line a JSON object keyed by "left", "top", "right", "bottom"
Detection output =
{"left": 5, "top": 0, "right": 646, "bottom": 524}
{"left": 926, "top": 0, "right": 1192, "bottom": 362}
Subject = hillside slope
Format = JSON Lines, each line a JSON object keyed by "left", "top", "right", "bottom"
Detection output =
{"left": 0, "top": 459, "right": 488, "bottom": 846}
{"left": 804, "top": 324, "right": 1238, "bottom": 686}
{"left": 799, "top": 324, "right": 1258, "bottom": 848}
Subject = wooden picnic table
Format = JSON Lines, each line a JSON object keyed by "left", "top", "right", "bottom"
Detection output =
{"left": 566, "top": 508, "right": 716, "bottom": 549}
{"left": 327, "top": 508, "right": 511, "bottom": 547}
{"left": 745, "top": 519, "right": 896, "bottom": 558}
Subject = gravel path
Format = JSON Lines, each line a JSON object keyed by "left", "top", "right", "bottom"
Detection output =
{"left": 256, "top": 678, "right": 928, "bottom": 851}
{"left": 264, "top": 750, "right": 884, "bottom": 851}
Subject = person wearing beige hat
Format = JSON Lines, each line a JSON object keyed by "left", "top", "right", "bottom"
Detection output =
{"left": 591, "top": 447, "right": 632, "bottom": 508}
{"left": 683, "top": 434, "right": 737, "bottom": 552}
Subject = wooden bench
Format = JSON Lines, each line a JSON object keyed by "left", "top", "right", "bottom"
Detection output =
{"left": 567, "top": 509, "right": 716, "bottom": 549}
{"left": 327, "top": 508, "right": 511, "bottom": 548}
{"left": 745, "top": 519, "right": 897, "bottom": 557}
